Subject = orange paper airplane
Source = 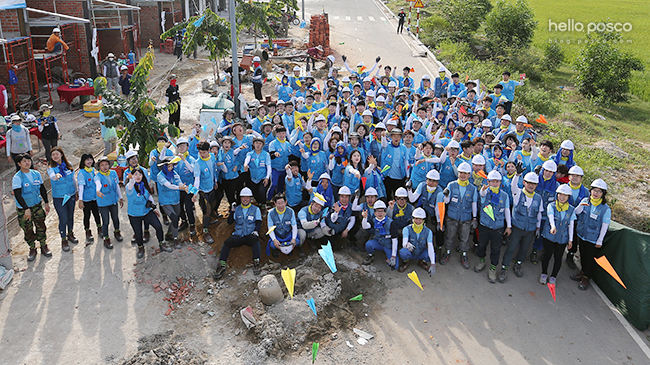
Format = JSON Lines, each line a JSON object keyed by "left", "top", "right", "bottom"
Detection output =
{"left": 595, "top": 256, "right": 627, "bottom": 289}
{"left": 477, "top": 170, "right": 488, "bottom": 179}
{"left": 535, "top": 114, "right": 548, "bottom": 124}
{"left": 437, "top": 202, "right": 446, "bottom": 230}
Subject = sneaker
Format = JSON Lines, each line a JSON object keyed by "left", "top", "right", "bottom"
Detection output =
{"left": 86, "top": 230, "right": 94, "bottom": 245}
{"left": 513, "top": 263, "right": 523, "bottom": 278}
{"left": 474, "top": 259, "right": 486, "bottom": 272}
{"left": 498, "top": 267, "right": 508, "bottom": 283}
{"left": 143, "top": 231, "right": 151, "bottom": 243}
{"left": 214, "top": 264, "right": 227, "bottom": 279}
{"left": 131, "top": 236, "right": 137, "bottom": 246}
{"left": 253, "top": 260, "right": 261, "bottom": 275}
{"left": 398, "top": 259, "right": 410, "bottom": 272}
{"left": 41, "top": 245, "right": 52, "bottom": 257}
{"left": 440, "top": 251, "right": 451, "bottom": 265}
{"left": 159, "top": 242, "right": 173, "bottom": 253}
{"left": 179, "top": 221, "right": 189, "bottom": 231}
{"left": 163, "top": 216, "right": 170, "bottom": 225}
{"left": 68, "top": 232, "right": 79, "bottom": 244}
{"left": 27, "top": 248, "right": 37, "bottom": 262}
{"left": 460, "top": 255, "right": 469, "bottom": 269}
{"left": 549, "top": 276, "right": 556, "bottom": 285}
{"left": 531, "top": 249, "right": 539, "bottom": 264}
{"left": 114, "top": 230, "right": 124, "bottom": 242}
{"left": 62, "top": 239, "right": 70, "bottom": 252}
{"left": 362, "top": 254, "right": 374, "bottom": 265}
{"left": 204, "top": 231, "right": 214, "bottom": 244}
{"left": 578, "top": 276, "right": 590, "bottom": 290}
{"left": 173, "top": 238, "right": 182, "bottom": 250}
{"left": 488, "top": 267, "right": 497, "bottom": 283}
{"left": 565, "top": 252, "right": 576, "bottom": 270}
{"left": 539, "top": 273, "right": 548, "bottom": 285}
{"left": 190, "top": 225, "right": 197, "bottom": 237}
{"left": 104, "top": 238, "right": 113, "bottom": 249}
{"left": 165, "top": 233, "right": 173, "bottom": 242}
{"left": 569, "top": 272, "right": 583, "bottom": 281}
{"left": 137, "top": 246, "right": 145, "bottom": 259}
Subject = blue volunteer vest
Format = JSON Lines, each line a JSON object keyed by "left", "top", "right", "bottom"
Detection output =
{"left": 197, "top": 156, "right": 216, "bottom": 192}
{"left": 512, "top": 192, "right": 542, "bottom": 232}
{"left": 389, "top": 203, "right": 414, "bottom": 231}
{"left": 270, "top": 208, "right": 294, "bottom": 239}
{"left": 157, "top": 171, "right": 182, "bottom": 206}
{"left": 49, "top": 166, "right": 76, "bottom": 198}
{"left": 407, "top": 225, "right": 431, "bottom": 257}
{"left": 447, "top": 182, "right": 475, "bottom": 222}
{"left": 127, "top": 184, "right": 153, "bottom": 217}
{"left": 326, "top": 205, "right": 353, "bottom": 234}
{"left": 576, "top": 203, "right": 609, "bottom": 244}
{"left": 480, "top": 190, "right": 508, "bottom": 230}
{"left": 233, "top": 205, "right": 259, "bottom": 237}
{"left": 77, "top": 169, "right": 98, "bottom": 202}
{"left": 418, "top": 183, "right": 442, "bottom": 218}
{"left": 15, "top": 170, "right": 42, "bottom": 209}
{"left": 542, "top": 204, "right": 575, "bottom": 244}
{"left": 96, "top": 171, "right": 119, "bottom": 207}
{"left": 371, "top": 217, "right": 393, "bottom": 249}
{"left": 286, "top": 175, "right": 303, "bottom": 207}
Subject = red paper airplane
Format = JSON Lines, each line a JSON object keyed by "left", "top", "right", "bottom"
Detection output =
{"left": 547, "top": 283, "right": 556, "bottom": 301}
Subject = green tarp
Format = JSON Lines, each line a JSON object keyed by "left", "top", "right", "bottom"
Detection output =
{"left": 594, "top": 221, "right": 650, "bottom": 330}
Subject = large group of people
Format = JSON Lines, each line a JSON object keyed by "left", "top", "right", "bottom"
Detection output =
{"left": 10, "top": 55, "right": 611, "bottom": 292}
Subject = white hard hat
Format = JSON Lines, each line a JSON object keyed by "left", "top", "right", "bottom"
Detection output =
{"left": 53, "top": 28, "right": 61, "bottom": 33}
{"left": 421, "top": 74, "right": 431, "bottom": 80}
{"left": 327, "top": 55, "right": 335, "bottom": 64}
{"left": 373, "top": 200, "right": 387, "bottom": 210}
{"left": 362, "top": 110, "right": 373, "bottom": 116}
{"left": 501, "top": 114, "right": 512, "bottom": 122}
{"left": 426, "top": 169, "right": 440, "bottom": 180}
{"left": 363, "top": 76, "right": 372, "bottom": 83}
{"left": 524, "top": 172, "right": 539, "bottom": 184}
{"left": 438, "top": 66, "right": 446, "bottom": 73}
{"left": 120, "top": 65, "right": 128, "bottom": 71}
{"left": 387, "top": 119, "right": 398, "bottom": 127}
{"left": 487, "top": 170, "right": 502, "bottom": 181}
{"left": 176, "top": 137, "right": 189, "bottom": 145}
{"left": 560, "top": 140, "right": 575, "bottom": 150}
{"left": 339, "top": 186, "right": 352, "bottom": 195}
{"left": 472, "top": 155, "right": 486, "bottom": 165}
{"left": 107, "top": 52, "right": 115, "bottom": 58}
{"left": 568, "top": 165, "right": 584, "bottom": 176}
{"left": 542, "top": 160, "right": 557, "bottom": 173}
{"left": 388, "top": 81, "right": 397, "bottom": 87}
{"left": 240, "top": 187, "right": 253, "bottom": 197}
{"left": 125, "top": 150, "right": 138, "bottom": 160}
{"left": 279, "top": 245, "right": 294, "bottom": 255}
{"left": 293, "top": 66, "right": 301, "bottom": 72}
{"left": 315, "top": 114, "right": 327, "bottom": 122}
{"left": 253, "top": 56, "right": 261, "bottom": 62}
{"left": 342, "top": 86, "right": 351, "bottom": 93}
{"left": 277, "top": 100, "right": 285, "bottom": 105}
{"left": 375, "top": 122, "right": 386, "bottom": 130}
{"left": 319, "top": 172, "right": 331, "bottom": 181}
{"left": 366, "top": 90, "right": 375, "bottom": 97}
{"left": 356, "top": 61, "right": 364, "bottom": 67}
{"left": 458, "top": 162, "right": 472, "bottom": 173}
{"left": 395, "top": 187, "right": 408, "bottom": 198}
{"left": 556, "top": 184, "right": 572, "bottom": 196}
{"left": 312, "top": 195, "right": 326, "bottom": 206}
{"left": 342, "top": 76, "right": 350, "bottom": 82}
{"left": 481, "top": 120, "right": 492, "bottom": 128}
{"left": 377, "top": 88, "right": 387, "bottom": 95}
{"left": 591, "top": 179, "right": 608, "bottom": 190}
{"left": 412, "top": 207, "right": 426, "bottom": 219}
{"left": 365, "top": 187, "right": 378, "bottom": 196}
{"left": 210, "top": 141, "right": 220, "bottom": 148}
{"left": 376, "top": 96, "right": 386, "bottom": 103}
{"left": 447, "top": 140, "right": 460, "bottom": 149}
{"left": 515, "top": 115, "right": 528, "bottom": 123}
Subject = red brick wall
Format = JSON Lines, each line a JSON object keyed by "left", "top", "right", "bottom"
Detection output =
{"left": 0, "top": 9, "right": 21, "bottom": 35}
{"left": 139, "top": 4, "right": 160, "bottom": 48}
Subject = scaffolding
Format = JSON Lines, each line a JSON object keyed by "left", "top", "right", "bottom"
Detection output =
{"left": 0, "top": 36, "right": 39, "bottom": 112}
{"left": 89, "top": 0, "right": 142, "bottom": 61}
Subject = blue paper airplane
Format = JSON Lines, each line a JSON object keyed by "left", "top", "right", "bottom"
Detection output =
{"left": 62, "top": 194, "right": 71, "bottom": 205}
{"left": 123, "top": 111, "right": 136, "bottom": 123}
{"left": 318, "top": 241, "right": 337, "bottom": 273}
{"left": 193, "top": 15, "right": 205, "bottom": 28}
{"left": 306, "top": 298, "right": 317, "bottom": 316}
{"left": 188, "top": 186, "right": 199, "bottom": 195}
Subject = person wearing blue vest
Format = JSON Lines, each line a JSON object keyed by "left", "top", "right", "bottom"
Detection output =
{"left": 360, "top": 200, "right": 400, "bottom": 269}
{"left": 252, "top": 56, "right": 263, "bottom": 100}
{"left": 363, "top": 155, "right": 388, "bottom": 201}
{"left": 188, "top": 124, "right": 202, "bottom": 159}
{"left": 47, "top": 147, "right": 78, "bottom": 252}
{"left": 244, "top": 137, "right": 272, "bottom": 207}
{"left": 267, "top": 126, "right": 292, "bottom": 201}
{"left": 266, "top": 194, "right": 303, "bottom": 258}
{"left": 297, "top": 195, "right": 328, "bottom": 247}
{"left": 433, "top": 67, "right": 451, "bottom": 98}
{"left": 288, "top": 65, "right": 303, "bottom": 90}
{"left": 474, "top": 171, "right": 512, "bottom": 282}
{"left": 216, "top": 109, "right": 237, "bottom": 137}
{"left": 215, "top": 187, "right": 263, "bottom": 279}
{"left": 13, "top": 153, "right": 51, "bottom": 261}
{"left": 398, "top": 208, "right": 437, "bottom": 274}
{"left": 555, "top": 139, "right": 575, "bottom": 170}
{"left": 300, "top": 137, "right": 327, "bottom": 181}
{"left": 282, "top": 102, "right": 295, "bottom": 133}
{"left": 447, "top": 73, "right": 466, "bottom": 97}
{"left": 570, "top": 179, "right": 611, "bottom": 291}
{"left": 285, "top": 162, "right": 313, "bottom": 211}
{"left": 175, "top": 137, "right": 197, "bottom": 236}
{"left": 531, "top": 160, "right": 559, "bottom": 265}
{"left": 275, "top": 75, "right": 294, "bottom": 103}
{"left": 192, "top": 141, "right": 218, "bottom": 244}
{"left": 381, "top": 129, "right": 409, "bottom": 201}
{"left": 124, "top": 150, "right": 153, "bottom": 243}
{"left": 565, "top": 165, "right": 589, "bottom": 269}
{"left": 499, "top": 71, "right": 525, "bottom": 114}
{"left": 540, "top": 184, "right": 577, "bottom": 286}
{"left": 500, "top": 172, "right": 543, "bottom": 283}
{"left": 409, "top": 141, "right": 440, "bottom": 189}
{"left": 437, "top": 140, "right": 462, "bottom": 189}
{"left": 440, "top": 162, "right": 478, "bottom": 269}
{"left": 324, "top": 186, "right": 356, "bottom": 239}
{"left": 351, "top": 187, "right": 380, "bottom": 247}
{"left": 149, "top": 136, "right": 174, "bottom": 225}
{"left": 94, "top": 157, "right": 124, "bottom": 249}
{"left": 387, "top": 187, "right": 414, "bottom": 233}
{"left": 215, "top": 136, "right": 240, "bottom": 207}
{"left": 77, "top": 153, "right": 102, "bottom": 245}
{"left": 125, "top": 168, "right": 171, "bottom": 259}
{"left": 157, "top": 156, "right": 189, "bottom": 249}
{"left": 408, "top": 169, "right": 446, "bottom": 258}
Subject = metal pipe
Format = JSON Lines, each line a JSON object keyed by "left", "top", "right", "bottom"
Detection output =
{"left": 25, "top": 8, "right": 91, "bottom": 23}
{"left": 229, "top": 0, "right": 239, "bottom": 117}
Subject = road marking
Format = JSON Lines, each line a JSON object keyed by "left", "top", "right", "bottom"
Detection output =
{"left": 346, "top": 16, "right": 351, "bottom": 21}
{"left": 368, "top": 16, "right": 375, "bottom": 21}
{"left": 380, "top": 17, "right": 386, "bottom": 21}
{"left": 333, "top": 16, "right": 340, "bottom": 20}
{"left": 357, "top": 16, "right": 363, "bottom": 21}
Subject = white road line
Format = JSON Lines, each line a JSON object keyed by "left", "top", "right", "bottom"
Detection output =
{"left": 593, "top": 283, "right": 650, "bottom": 361}
{"left": 380, "top": 17, "right": 386, "bottom": 21}
{"left": 345, "top": 16, "right": 351, "bottom": 21}
{"left": 357, "top": 16, "right": 363, "bottom": 21}
{"left": 368, "top": 16, "right": 375, "bottom": 21}
{"left": 334, "top": 16, "right": 340, "bottom": 20}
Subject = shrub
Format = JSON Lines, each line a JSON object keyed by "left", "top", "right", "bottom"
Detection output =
{"left": 542, "top": 43, "right": 564, "bottom": 72}
{"left": 420, "top": 15, "right": 453, "bottom": 48}
{"left": 630, "top": 71, "right": 650, "bottom": 102}
{"left": 434, "top": 0, "right": 492, "bottom": 43}
{"left": 514, "top": 85, "right": 560, "bottom": 117}
{"left": 485, "top": 0, "right": 537, "bottom": 55}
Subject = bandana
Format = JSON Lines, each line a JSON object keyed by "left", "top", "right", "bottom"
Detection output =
{"left": 507, "top": 172, "right": 516, "bottom": 179}
{"left": 472, "top": 172, "right": 485, "bottom": 184}
{"left": 181, "top": 151, "right": 189, "bottom": 158}
{"left": 241, "top": 202, "right": 252, "bottom": 209}
{"left": 412, "top": 222, "right": 424, "bottom": 234}
{"left": 162, "top": 164, "right": 174, "bottom": 181}
{"left": 521, "top": 149, "right": 531, "bottom": 156}
{"left": 537, "top": 171, "right": 557, "bottom": 196}
{"left": 374, "top": 216, "right": 387, "bottom": 235}
{"left": 99, "top": 170, "right": 111, "bottom": 177}
{"left": 200, "top": 155, "right": 212, "bottom": 162}
{"left": 537, "top": 152, "right": 550, "bottom": 162}
{"left": 590, "top": 197, "right": 602, "bottom": 207}
{"left": 426, "top": 186, "right": 436, "bottom": 193}
{"left": 489, "top": 187, "right": 500, "bottom": 206}
{"left": 135, "top": 181, "right": 146, "bottom": 195}
{"left": 157, "top": 141, "right": 166, "bottom": 152}
{"left": 276, "top": 207, "right": 286, "bottom": 215}
{"left": 556, "top": 200, "right": 569, "bottom": 212}
{"left": 58, "top": 161, "right": 69, "bottom": 176}
{"left": 523, "top": 189, "right": 536, "bottom": 199}
{"left": 84, "top": 167, "right": 94, "bottom": 173}
{"left": 457, "top": 179, "right": 469, "bottom": 187}
{"left": 11, "top": 124, "right": 22, "bottom": 132}
{"left": 395, "top": 203, "right": 407, "bottom": 217}
{"left": 311, "top": 138, "right": 322, "bottom": 155}
{"left": 569, "top": 182, "right": 581, "bottom": 190}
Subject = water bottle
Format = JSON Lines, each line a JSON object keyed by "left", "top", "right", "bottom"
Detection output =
{"left": 128, "top": 50, "right": 136, "bottom": 65}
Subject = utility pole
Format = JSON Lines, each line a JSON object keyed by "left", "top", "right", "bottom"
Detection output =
{"left": 229, "top": 0, "right": 240, "bottom": 117}
{"left": 302, "top": 0, "right": 305, "bottom": 22}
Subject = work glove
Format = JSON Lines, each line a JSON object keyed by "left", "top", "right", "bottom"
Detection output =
{"left": 375, "top": 56, "right": 381, "bottom": 63}
{"left": 443, "top": 188, "right": 450, "bottom": 197}
{"left": 341, "top": 55, "right": 347, "bottom": 62}
{"left": 388, "top": 256, "right": 396, "bottom": 267}
{"left": 428, "top": 264, "right": 436, "bottom": 276}
{"left": 405, "top": 180, "right": 412, "bottom": 190}
{"left": 535, "top": 227, "right": 541, "bottom": 238}
{"left": 515, "top": 161, "right": 525, "bottom": 175}
{"left": 406, "top": 242, "right": 415, "bottom": 252}
{"left": 322, "top": 226, "right": 334, "bottom": 236}
{"left": 534, "top": 165, "right": 542, "bottom": 175}
{"left": 355, "top": 188, "right": 362, "bottom": 200}
{"left": 471, "top": 218, "right": 478, "bottom": 230}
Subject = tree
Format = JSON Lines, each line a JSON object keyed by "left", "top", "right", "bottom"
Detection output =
{"left": 573, "top": 31, "right": 644, "bottom": 103}
{"left": 485, "top": 0, "right": 537, "bottom": 55}
{"left": 94, "top": 45, "right": 180, "bottom": 164}
{"left": 434, "top": 0, "right": 492, "bottom": 43}
{"left": 236, "top": 0, "right": 298, "bottom": 48}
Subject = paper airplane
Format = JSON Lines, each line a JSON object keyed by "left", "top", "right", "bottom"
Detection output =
{"left": 483, "top": 205, "right": 495, "bottom": 221}
{"left": 240, "top": 306, "right": 257, "bottom": 329}
{"left": 266, "top": 225, "right": 276, "bottom": 235}
{"left": 318, "top": 241, "right": 337, "bottom": 273}
{"left": 407, "top": 271, "right": 424, "bottom": 290}
{"left": 62, "top": 194, "right": 71, "bottom": 205}
{"left": 349, "top": 294, "right": 363, "bottom": 301}
{"left": 188, "top": 186, "right": 199, "bottom": 195}
{"left": 535, "top": 114, "right": 548, "bottom": 124}
{"left": 313, "top": 192, "right": 326, "bottom": 202}
{"left": 361, "top": 177, "right": 367, "bottom": 189}
{"left": 595, "top": 256, "right": 627, "bottom": 289}
{"left": 312, "top": 342, "right": 319, "bottom": 364}
{"left": 381, "top": 165, "right": 391, "bottom": 174}
{"left": 437, "top": 202, "right": 446, "bottom": 230}
{"left": 477, "top": 170, "right": 487, "bottom": 179}
{"left": 547, "top": 283, "right": 556, "bottom": 301}
{"left": 123, "top": 111, "right": 136, "bottom": 123}
{"left": 281, "top": 267, "right": 296, "bottom": 298}
{"left": 306, "top": 298, "right": 317, "bottom": 316}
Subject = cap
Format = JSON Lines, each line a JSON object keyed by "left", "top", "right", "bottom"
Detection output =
{"left": 319, "top": 172, "right": 331, "bottom": 181}
{"left": 293, "top": 66, "right": 301, "bottom": 72}
{"left": 169, "top": 73, "right": 177, "bottom": 80}
{"left": 362, "top": 110, "right": 373, "bottom": 116}
{"left": 253, "top": 56, "right": 261, "bottom": 62}
{"left": 501, "top": 114, "right": 512, "bottom": 122}
{"left": 524, "top": 172, "right": 539, "bottom": 184}
{"left": 339, "top": 186, "right": 352, "bottom": 195}
{"left": 176, "top": 137, "right": 189, "bottom": 145}
{"left": 357, "top": 61, "right": 364, "bottom": 67}
{"left": 120, "top": 65, "right": 128, "bottom": 71}
{"left": 591, "top": 179, "right": 608, "bottom": 190}
{"left": 315, "top": 114, "right": 327, "bottom": 122}
{"left": 125, "top": 150, "right": 138, "bottom": 160}
{"left": 376, "top": 96, "right": 386, "bottom": 103}
{"left": 556, "top": 184, "right": 572, "bottom": 196}
{"left": 421, "top": 74, "right": 431, "bottom": 80}
{"left": 158, "top": 156, "right": 182, "bottom": 166}
{"left": 426, "top": 170, "right": 440, "bottom": 180}
{"left": 412, "top": 207, "right": 426, "bottom": 219}
{"left": 481, "top": 120, "right": 492, "bottom": 128}
{"left": 434, "top": 143, "right": 445, "bottom": 150}
{"left": 456, "top": 162, "right": 470, "bottom": 173}
{"left": 373, "top": 200, "right": 387, "bottom": 210}
{"left": 568, "top": 166, "right": 584, "bottom": 176}
{"left": 395, "top": 187, "right": 408, "bottom": 197}
{"left": 515, "top": 115, "right": 528, "bottom": 123}
{"left": 487, "top": 171, "right": 502, "bottom": 181}
{"left": 447, "top": 140, "right": 460, "bottom": 149}
{"left": 542, "top": 160, "right": 557, "bottom": 173}
{"left": 327, "top": 55, "right": 335, "bottom": 64}
{"left": 252, "top": 136, "right": 265, "bottom": 144}
{"left": 472, "top": 155, "right": 486, "bottom": 165}
{"left": 10, "top": 115, "right": 21, "bottom": 121}
{"left": 97, "top": 156, "right": 110, "bottom": 164}
{"left": 438, "top": 66, "right": 447, "bottom": 73}
{"left": 240, "top": 187, "right": 253, "bottom": 197}
{"left": 560, "top": 140, "right": 575, "bottom": 150}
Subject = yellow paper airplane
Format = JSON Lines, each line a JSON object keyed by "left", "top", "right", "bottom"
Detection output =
{"left": 266, "top": 225, "right": 276, "bottom": 235}
{"left": 281, "top": 268, "right": 297, "bottom": 298}
{"left": 407, "top": 271, "right": 424, "bottom": 291}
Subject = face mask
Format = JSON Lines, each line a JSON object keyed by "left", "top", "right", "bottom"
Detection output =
{"left": 43, "top": 110, "right": 51, "bottom": 117}
{"left": 12, "top": 123, "right": 22, "bottom": 132}
{"left": 170, "top": 79, "right": 177, "bottom": 87}
{"left": 109, "top": 57, "right": 114, "bottom": 61}
{"left": 157, "top": 141, "right": 166, "bottom": 151}
{"left": 439, "top": 72, "right": 445, "bottom": 78}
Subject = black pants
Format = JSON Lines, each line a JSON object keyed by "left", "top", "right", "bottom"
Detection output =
{"left": 477, "top": 225, "right": 505, "bottom": 266}
{"left": 42, "top": 138, "right": 58, "bottom": 162}
{"left": 504, "top": 101, "right": 513, "bottom": 115}
{"left": 99, "top": 204, "right": 120, "bottom": 238}
{"left": 199, "top": 190, "right": 217, "bottom": 229}
{"left": 306, "top": 56, "right": 316, "bottom": 71}
{"left": 253, "top": 82, "right": 263, "bottom": 100}
{"left": 568, "top": 225, "right": 578, "bottom": 254}
{"left": 247, "top": 179, "right": 267, "bottom": 206}
{"left": 542, "top": 238, "right": 566, "bottom": 277}
{"left": 384, "top": 177, "right": 405, "bottom": 201}
{"left": 219, "top": 234, "right": 261, "bottom": 262}
{"left": 179, "top": 190, "right": 196, "bottom": 225}
{"left": 129, "top": 211, "right": 164, "bottom": 247}
{"left": 397, "top": 20, "right": 404, "bottom": 33}
{"left": 221, "top": 177, "right": 239, "bottom": 206}
{"left": 169, "top": 107, "right": 181, "bottom": 129}
{"left": 578, "top": 236, "right": 600, "bottom": 278}
{"left": 82, "top": 200, "right": 101, "bottom": 231}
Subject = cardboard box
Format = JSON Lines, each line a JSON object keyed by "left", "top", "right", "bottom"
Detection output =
{"left": 83, "top": 99, "right": 103, "bottom": 118}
